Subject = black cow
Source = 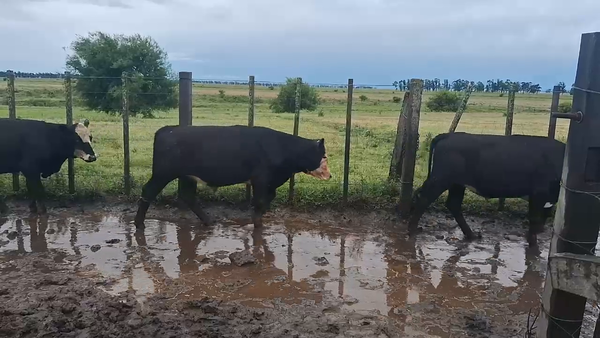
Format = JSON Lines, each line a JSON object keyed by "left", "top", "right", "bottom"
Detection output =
{"left": 407, "top": 132, "right": 565, "bottom": 247}
{"left": 134, "top": 125, "right": 331, "bottom": 228}
{"left": 0, "top": 118, "right": 97, "bottom": 214}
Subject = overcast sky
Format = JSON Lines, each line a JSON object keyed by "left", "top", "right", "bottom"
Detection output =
{"left": 1, "top": 0, "right": 599, "bottom": 88}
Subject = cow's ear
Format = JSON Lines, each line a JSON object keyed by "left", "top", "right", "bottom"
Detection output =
{"left": 81, "top": 119, "right": 90, "bottom": 128}
{"left": 317, "top": 138, "right": 325, "bottom": 149}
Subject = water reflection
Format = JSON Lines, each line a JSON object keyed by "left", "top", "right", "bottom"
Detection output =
{"left": 0, "top": 212, "right": 552, "bottom": 336}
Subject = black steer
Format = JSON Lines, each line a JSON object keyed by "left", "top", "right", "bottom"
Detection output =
{"left": 134, "top": 125, "right": 331, "bottom": 228}
{"left": 0, "top": 118, "right": 97, "bottom": 214}
{"left": 408, "top": 132, "right": 565, "bottom": 247}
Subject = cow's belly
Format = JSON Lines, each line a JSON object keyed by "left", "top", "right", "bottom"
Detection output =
{"left": 186, "top": 167, "right": 252, "bottom": 188}
{"left": 465, "top": 186, "right": 555, "bottom": 208}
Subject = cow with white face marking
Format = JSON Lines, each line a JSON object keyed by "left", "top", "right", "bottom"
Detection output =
{"left": 134, "top": 125, "right": 331, "bottom": 229}
{"left": 0, "top": 118, "right": 97, "bottom": 214}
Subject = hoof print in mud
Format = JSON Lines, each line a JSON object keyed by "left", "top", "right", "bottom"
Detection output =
{"left": 90, "top": 244, "right": 101, "bottom": 252}
{"left": 465, "top": 314, "right": 491, "bottom": 332}
{"left": 313, "top": 256, "right": 329, "bottom": 266}
{"left": 229, "top": 250, "right": 256, "bottom": 266}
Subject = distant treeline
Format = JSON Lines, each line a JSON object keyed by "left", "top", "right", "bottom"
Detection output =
{"left": 1, "top": 70, "right": 570, "bottom": 93}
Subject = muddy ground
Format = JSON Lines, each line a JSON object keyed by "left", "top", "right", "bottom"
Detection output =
{"left": 0, "top": 200, "right": 599, "bottom": 337}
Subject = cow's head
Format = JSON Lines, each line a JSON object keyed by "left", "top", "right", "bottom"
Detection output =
{"left": 302, "top": 138, "right": 331, "bottom": 180}
{"left": 71, "top": 119, "right": 97, "bottom": 162}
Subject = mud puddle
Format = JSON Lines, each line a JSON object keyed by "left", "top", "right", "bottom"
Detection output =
{"left": 0, "top": 205, "right": 599, "bottom": 337}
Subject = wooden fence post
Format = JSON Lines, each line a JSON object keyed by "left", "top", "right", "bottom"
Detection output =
{"left": 538, "top": 31, "right": 600, "bottom": 338}
{"left": 7, "top": 70, "right": 19, "bottom": 192}
{"left": 498, "top": 87, "right": 517, "bottom": 211}
{"left": 388, "top": 92, "right": 411, "bottom": 181}
{"left": 342, "top": 78, "right": 353, "bottom": 203}
{"left": 246, "top": 75, "right": 255, "bottom": 202}
{"left": 121, "top": 72, "right": 131, "bottom": 196}
{"left": 448, "top": 82, "right": 474, "bottom": 133}
{"left": 288, "top": 77, "right": 302, "bottom": 203}
{"left": 548, "top": 85, "right": 561, "bottom": 139}
{"left": 177, "top": 72, "right": 195, "bottom": 202}
{"left": 398, "top": 79, "right": 424, "bottom": 219}
{"left": 65, "top": 71, "right": 75, "bottom": 194}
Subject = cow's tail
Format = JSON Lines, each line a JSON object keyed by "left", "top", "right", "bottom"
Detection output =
{"left": 427, "top": 133, "right": 451, "bottom": 178}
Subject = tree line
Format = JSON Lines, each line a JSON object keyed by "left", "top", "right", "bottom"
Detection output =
{"left": 393, "top": 79, "right": 570, "bottom": 94}
{"left": 2, "top": 70, "right": 570, "bottom": 94}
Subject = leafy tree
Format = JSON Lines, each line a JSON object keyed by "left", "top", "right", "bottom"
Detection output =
{"left": 269, "top": 78, "right": 319, "bottom": 113}
{"left": 558, "top": 101, "right": 572, "bottom": 113}
{"left": 426, "top": 91, "right": 461, "bottom": 112}
{"left": 556, "top": 82, "right": 567, "bottom": 93}
{"left": 475, "top": 81, "right": 485, "bottom": 92}
{"left": 65, "top": 31, "right": 177, "bottom": 118}
{"left": 359, "top": 95, "right": 368, "bottom": 101}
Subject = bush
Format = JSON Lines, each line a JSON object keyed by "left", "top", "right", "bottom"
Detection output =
{"left": 269, "top": 78, "right": 319, "bottom": 113}
{"left": 359, "top": 95, "right": 368, "bottom": 102}
{"left": 558, "top": 101, "right": 572, "bottom": 114}
{"left": 392, "top": 96, "right": 402, "bottom": 103}
{"left": 218, "top": 89, "right": 226, "bottom": 99}
{"left": 425, "top": 91, "right": 461, "bottom": 112}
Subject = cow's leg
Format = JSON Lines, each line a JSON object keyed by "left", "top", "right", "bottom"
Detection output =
{"left": 134, "top": 175, "right": 171, "bottom": 229}
{"left": 407, "top": 177, "right": 450, "bottom": 236}
{"left": 24, "top": 174, "right": 46, "bottom": 214}
{"left": 179, "top": 176, "right": 213, "bottom": 226}
{"left": 251, "top": 181, "right": 276, "bottom": 229}
{"left": 445, "top": 184, "right": 477, "bottom": 240}
{"left": 0, "top": 194, "right": 7, "bottom": 214}
{"left": 526, "top": 196, "right": 547, "bottom": 248}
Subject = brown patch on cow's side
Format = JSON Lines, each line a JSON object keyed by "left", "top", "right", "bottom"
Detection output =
{"left": 306, "top": 156, "right": 331, "bottom": 180}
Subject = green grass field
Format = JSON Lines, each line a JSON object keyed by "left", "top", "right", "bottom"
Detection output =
{"left": 0, "top": 78, "right": 572, "bottom": 214}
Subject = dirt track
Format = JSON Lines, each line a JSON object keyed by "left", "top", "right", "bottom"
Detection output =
{"left": 0, "top": 201, "right": 598, "bottom": 337}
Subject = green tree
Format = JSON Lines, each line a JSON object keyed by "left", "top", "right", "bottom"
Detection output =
{"left": 426, "top": 91, "right": 461, "bottom": 112}
{"left": 269, "top": 78, "right": 319, "bottom": 113}
{"left": 65, "top": 32, "right": 177, "bottom": 118}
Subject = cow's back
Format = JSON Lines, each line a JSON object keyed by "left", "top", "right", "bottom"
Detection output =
{"left": 150, "top": 125, "right": 293, "bottom": 185}
{"left": 0, "top": 118, "right": 56, "bottom": 174}
{"left": 431, "top": 133, "right": 565, "bottom": 198}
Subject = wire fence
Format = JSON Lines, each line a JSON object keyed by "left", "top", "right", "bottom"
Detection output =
{"left": 0, "top": 71, "right": 568, "bottom": 205}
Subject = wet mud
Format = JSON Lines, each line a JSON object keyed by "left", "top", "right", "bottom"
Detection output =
{"left": 0, "top": 201, "right": 599, "bottom": 337}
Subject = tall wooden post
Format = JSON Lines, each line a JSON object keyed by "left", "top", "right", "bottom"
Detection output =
{"left": 548, "top": 85, "right": 561, "bottom": 139}
{"left": 498, "top": 87, "right": 517, "bottom": 211}
{"left": 288, "top": 77, "right": 302, "bottom": 203}
{"left": 246, "top": 75, "right": 255, "bottom": 202}
{"left": 177, "top": 72, "right": 195, "bottom": 202}
{"left": 7, "top": 70, "right": 19, "bottom": 192}
{"left": 388, "top": 92, "right": 411, "bottom": 181}
{"left": 398, "top": 79, "right": 424, "bottom": 218}
{"left": 448, "top": 82, "right": 474, "bottom": 133}
{"left": 538, "top": 31, "right": 600, "bottom": 338}
{"left": 342, "top": 78, "right": 354, "bottom": 203}
{"left": 65, "top": 71, "right": 75, "bottom": 194}
{"left": 121, "top": 72, "right": 131, "bottom": 196}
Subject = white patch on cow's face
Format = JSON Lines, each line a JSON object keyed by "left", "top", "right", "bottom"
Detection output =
{"left": 306, "top": 155, "right": 332, "bottom": 180}
{"left": 75, "top": 123, "right": 91, "bottom": 144}
{"left": 73, "top": 122, "right": 97, "bottom": 162}
{"left": 544, "top": 202, "right": 554, "bottom": 209}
